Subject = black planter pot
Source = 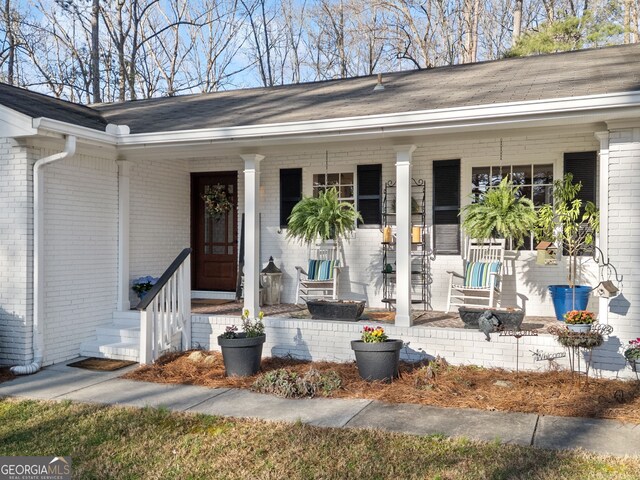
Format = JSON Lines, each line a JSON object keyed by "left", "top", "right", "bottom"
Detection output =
{"left": 306, "top": 300, "right": 366, "bottom": 320}
{"left": 350, "top": 339, "right": 403, "bottom": 382}
{"left": 458, "top": 307, "right": 525, "bottom": 330}
{"left": 217, "top": 333, "right": 266, "bottom": 377}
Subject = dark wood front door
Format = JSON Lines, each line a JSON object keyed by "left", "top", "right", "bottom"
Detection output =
{"left": 192, "top": 172, "right": 238, "bottom": 291}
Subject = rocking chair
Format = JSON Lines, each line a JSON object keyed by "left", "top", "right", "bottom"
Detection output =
{"left": 446, "top": 238, "right": 505, "bottom": 312}
{"left": 295, "top": 243, "right": 341, "bottom": 304}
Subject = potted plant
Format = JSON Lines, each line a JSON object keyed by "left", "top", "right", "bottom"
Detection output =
{"left": 217, "top": 309, "right": 266, "bottom": 377}
{"left": 350, "top": 326, "right": 403, "bottom": 382}
{"left": 132, "top": 276, "right": 159, "bottom": 300}
{"left": 563, "top": 310, "right": 596, "bottom": 333}
{"left": 461, "top": 177, "right": 537, "bottom": 247}
{"left": 535, "top": 173, "right": 599, "bottom": 320}
{"left": 286, "top": 187, "right": 362, "bottom": 246}
{"left": 623, "top": 338, "right": 640, "bottom": 371}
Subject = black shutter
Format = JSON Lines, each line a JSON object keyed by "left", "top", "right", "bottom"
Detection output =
{"left": 433, "top": 160, "right": 460, "bottom": 254}
{"left": 280, "top": 168, "right": 302, "bottom": 227}
{"left": 564, "top": 151, "right": 597, "bottom": 207}
{"left": 357, "top": 164, "right": 382, "bottom": 226}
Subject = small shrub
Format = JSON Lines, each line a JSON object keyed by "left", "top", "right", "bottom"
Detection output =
{"left": 252, "top": 368, "right": 342, "bottom": 398}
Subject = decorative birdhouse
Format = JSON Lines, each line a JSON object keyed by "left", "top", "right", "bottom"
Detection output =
{"left": 536, "top": 241, "right": 558, "bottom": 265}
{"left": 593, "top": 280, "right": 619, "bottom": 298}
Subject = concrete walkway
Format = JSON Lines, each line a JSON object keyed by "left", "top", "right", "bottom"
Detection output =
{"left": 1, "top": 362, "right": 639, "bottom": 457}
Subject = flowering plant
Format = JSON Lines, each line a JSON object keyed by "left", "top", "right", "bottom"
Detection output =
{"left": 563, "top": 310, "right": 596, "bottom": 325}
{"left": 624, "top": 338, "right": 640, "bottom": 361}
{"left": 202, "top": 184, "right": 233, "bottom": 218}
{"left": 361, "top": 326, "right": 388, "bottom": 343}
{"left": 131, "top": 276, "right": 159, "bottom": 298}
{"left": 223, "top": 309, "right": 265, "bottom": 339}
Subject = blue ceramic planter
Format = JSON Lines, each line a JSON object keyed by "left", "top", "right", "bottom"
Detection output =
{"left": 549, "top": 285, "right": 591, "bottom": 321}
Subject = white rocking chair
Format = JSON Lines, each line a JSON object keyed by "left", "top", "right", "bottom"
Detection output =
{"left": 295, "top": 243, "right": 341, "bottom": 304}
{"left": 446, "top": 238, "right": 505, "bottom": 312}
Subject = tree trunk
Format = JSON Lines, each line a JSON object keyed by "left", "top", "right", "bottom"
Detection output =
{"left": 91, "top": 0, "right": 101, "bottom": 103}
{"left": 512, "top": 0, "right": 523, "bottom": 47}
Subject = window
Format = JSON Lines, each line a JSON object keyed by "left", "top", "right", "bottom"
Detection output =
{"left": 433, "top": 160, "right": 461, "bottom": 254}
{"left": 471, "top": 163, "right": 554, "bottom": 250}
{"left": 312, "top": 172, "right": 354, "bottom": 203}
{"left": 357, "top": 164, "right": 382, "bottom": 226}
{"left": 280, "top": 168, "right": 302, "bottom": 227}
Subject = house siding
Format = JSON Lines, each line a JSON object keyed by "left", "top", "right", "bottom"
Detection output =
{"left": 0, "top": 138, "right": 31, "bottom": 365}
{"left": 40, "top": 144, "right": 119, "bottom": 365}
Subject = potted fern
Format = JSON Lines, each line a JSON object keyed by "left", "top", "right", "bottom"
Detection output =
{"left": 535, "top": 173, "right": 599, "bottom": 320}
{"left": 461, "top": 177, "right": 538, "bottom": 247}
{"left": 286, "top": 187, "right": 362, "bottom": 245}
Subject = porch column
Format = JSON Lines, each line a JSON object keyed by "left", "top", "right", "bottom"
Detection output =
{"left": 117, "top": 159, "right": 131, "bottom": 311}
{"left": 394, "top": 145, "right": 416, "bottom": 327}
{"left": 241, "top": 154, "right": 265, "bottom": 318}
{"left": 595, "top": 131, "right": 609, "bottom": 325}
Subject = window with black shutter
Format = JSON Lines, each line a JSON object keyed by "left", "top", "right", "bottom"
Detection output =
{"left": 564, "top": 151, "right": 597, "bottom": 255}
{"left": 433, "top": 160, "right": 460, "bottom": 254}
{"left": 280, "top": 168, "right": 302, "bottom": 227}
{"left": 357, "top": 164, "right": 382, "bottom": 226}
{"left": 564, "top": 151, "right": 597, "bottom": 207}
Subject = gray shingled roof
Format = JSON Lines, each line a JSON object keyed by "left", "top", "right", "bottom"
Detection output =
{"left": 2, "top": 44, "right": 640, "bottom": 135}
{"left": 0, "top": 83, "right": 108, "bottom": 131}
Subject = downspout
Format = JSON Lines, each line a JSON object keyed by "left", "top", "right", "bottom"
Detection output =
{"left": 11, "top": 135, "right": 77, "bottom": 375}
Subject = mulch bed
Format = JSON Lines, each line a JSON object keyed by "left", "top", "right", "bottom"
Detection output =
{"left": 123, "top": 350, "right": 640, "bottom": 424}
{"left": 0, "top": 367, "right": 15, "bottom": 384}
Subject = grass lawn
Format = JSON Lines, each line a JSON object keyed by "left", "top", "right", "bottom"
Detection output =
{"left": 1, "top": 398, "right": 638, "bottom": 480}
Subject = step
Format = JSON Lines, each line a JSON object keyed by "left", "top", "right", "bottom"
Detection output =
{"left": 96, "top": 325, "right": 140, "bottom": 342}
{"left": 192, "top": 290, "right": 236, "bottom": 300}
{"left": 80, "top": 340, "right": 139, "bottom": 362}
{"left": 112, "top": 310, "right": 140, "bottom": 327}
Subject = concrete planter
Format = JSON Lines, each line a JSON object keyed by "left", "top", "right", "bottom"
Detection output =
{"left": 567, "top": 323, "right": 592, "bottom": 333}
{"left": 350, "top": 339, "right": 403, "bottom": 382}
{"left": 306, "top": 300, "right": 366, "bottom": 320}
{"left": 458, "top": 307, "right": 525, "bottom": 330}
{"left": 217, "top": 334, "right": 266, "bottom": 377}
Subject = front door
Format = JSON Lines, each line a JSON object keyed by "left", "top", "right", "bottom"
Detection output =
{"left": 192, "top": 172, "right": 238, "bottom": 291}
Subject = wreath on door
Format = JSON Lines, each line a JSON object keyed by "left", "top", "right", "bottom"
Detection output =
{"left": 202, "top": 184, "right": 233, "bottom": 218}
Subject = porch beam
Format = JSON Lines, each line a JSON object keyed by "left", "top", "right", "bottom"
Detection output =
{"left": 594, "top": 131, "right": 609, "bottom": 325}
{"left": 394, "top": 145, "right": 417, "bottom": 327}
{"left": 241, "top": 154, "right": 265, "bottom": 318}
{"left": 117, "top": 160, "right": 131, "bottom": 311}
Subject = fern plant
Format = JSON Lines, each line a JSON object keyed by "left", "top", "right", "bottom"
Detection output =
{"left": 286, "top": 187, "right": 362, "bottom": 244}
{"left": 461, "top": 177, "right": 537, "bottom": 248}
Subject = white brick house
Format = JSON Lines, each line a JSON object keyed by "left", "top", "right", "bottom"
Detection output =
{"left": 1, "top": 44, "right": 639, "bottom": 377}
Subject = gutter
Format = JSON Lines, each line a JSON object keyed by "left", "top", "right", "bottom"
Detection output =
{"left": 11, "top": 135, "right": 77, "bottom": 375}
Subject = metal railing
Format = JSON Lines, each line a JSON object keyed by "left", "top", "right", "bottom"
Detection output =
{"left": 137, "top": 248, "right": 192, "bottom": 364}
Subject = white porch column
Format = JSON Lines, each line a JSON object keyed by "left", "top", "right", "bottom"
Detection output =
{"left": 394, "top": 145, "right": 416, "bottom": 327}
{"left": 117, "top": 160, "right": 131, "bottom": 311}
{"left": 595, "top": 131, "right": 609, "bottom": 324}
{"left": 241, "top": 154, "right": 264, "bottom": 318}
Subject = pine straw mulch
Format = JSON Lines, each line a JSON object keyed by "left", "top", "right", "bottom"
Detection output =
{"left": 0, "top": 367, "right": 15, "bottom": 384}
{"left": 122, "top": 350, "right": 640, "bottom": 424}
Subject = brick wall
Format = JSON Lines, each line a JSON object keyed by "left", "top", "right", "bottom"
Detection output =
{"left": 41, "top": 145, "right": 119, "bottom": 365}
{"left": 0, "top": 138, "right": 31, "bottom": 365}
{"left": 607, "top": 127, "right": 640, "bottom": 365}
{"left": 192, "top": 314, "right": 637, "bottom": 379}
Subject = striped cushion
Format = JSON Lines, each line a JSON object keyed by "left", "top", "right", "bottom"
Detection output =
{"left": 307, "top": 259, "right": 337, "bottom": 280}
{"left": 463, "top": 261, "right": 501, "bottom": 288}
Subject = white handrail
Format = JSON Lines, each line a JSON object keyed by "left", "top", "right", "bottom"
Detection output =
{"left": 139, "top": 249, "right": 191, "bottom": 364}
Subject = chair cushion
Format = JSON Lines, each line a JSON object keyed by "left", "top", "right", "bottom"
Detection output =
{"left": 463, "top": 261, "right": 501, "bottom": 288}
{"left": 308, "top": 259, "right": 338, "bottom": 280}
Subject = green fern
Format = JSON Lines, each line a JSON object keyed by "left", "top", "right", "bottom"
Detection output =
{"left": 461, "top": 177, "right": 537, "bottom": 248}
{"left": 286, "top": 187, "right": 363, "bottom": 244}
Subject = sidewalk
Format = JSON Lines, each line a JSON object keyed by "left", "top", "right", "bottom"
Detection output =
{"left": 1, "top": 361, "right": 639, "bottom": 457}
